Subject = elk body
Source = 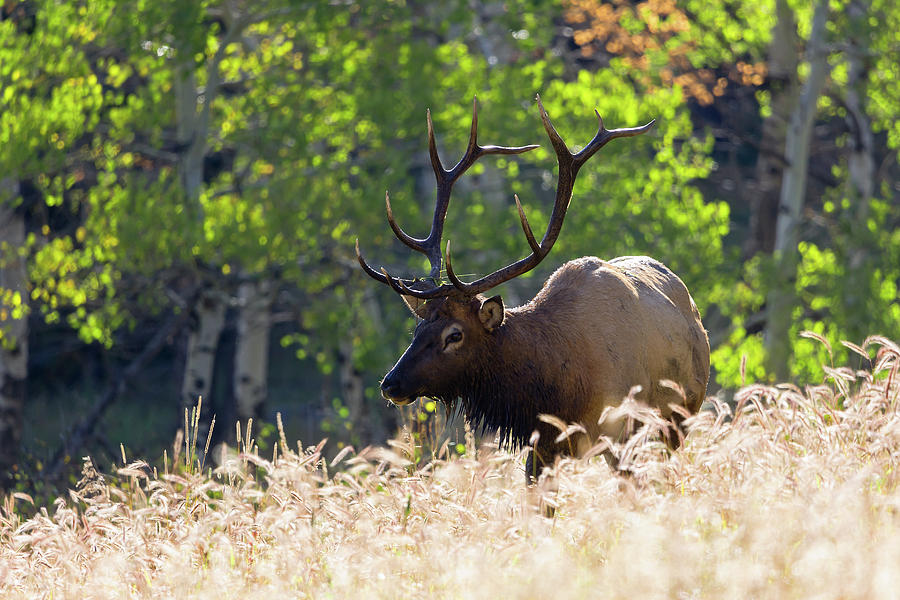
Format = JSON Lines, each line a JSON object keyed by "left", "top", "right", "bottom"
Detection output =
{"left": 357, "top": 96, "right": 710, "bottom": 478}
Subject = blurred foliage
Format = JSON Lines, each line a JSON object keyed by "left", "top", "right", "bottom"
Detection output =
{"left": 564, "top": 0, "right": 773, "bottom": 104}
{"left": 0, "top": 0, "right": 899, "bottom": 474}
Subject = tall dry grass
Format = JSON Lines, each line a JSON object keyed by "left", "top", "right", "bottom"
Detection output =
{"left": 2, "top": 336, "right": 900, "bottom": 599}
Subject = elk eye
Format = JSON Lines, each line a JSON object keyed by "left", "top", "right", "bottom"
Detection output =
{"left": 444, "top": 331, "right": 463, "bottom": 347}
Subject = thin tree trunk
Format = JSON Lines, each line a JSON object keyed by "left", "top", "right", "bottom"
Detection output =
{"left": 746, "top": 0, "right": 800, "bottom": 257}
{"left": 0, "top": 179, "right": 27, "bottom": 488}
{"left": 841, "top": 0, "right": 875, "bottom": 343}
{"left": 338, "top": 338, "right": 365, "bottom": 441}
{"left": 843, "top": 0, "right": 874, "bottom": 214}
{"left": 180, "top": 290, "right": 226, "bottom": 439}
{"left": 173, "top": 8, "right": 239, "bottom": 209}
{"left": 233, "top": 279, "right": 272, "bottom": 420}
{"left": 174, "top": 62, "right": 205, "bottom": 204}
{"left": 765, "top": 0, "right": 830, "bottom": 379}
{"left": 173, "top": 34, "right": 219, "bottom": 438}
{"left": 172, "top": 8, "right": 253, "bottom": 439}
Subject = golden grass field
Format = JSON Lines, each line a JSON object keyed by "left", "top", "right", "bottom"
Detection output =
{"left": 2, "top": 336, "right": 900, "bottom": 599}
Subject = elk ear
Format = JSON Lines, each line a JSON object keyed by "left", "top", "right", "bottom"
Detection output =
{"left": 478, "top": 295, "right": 505, "bottom": 332}
{"left": 401, "top": 295, "right": 428, "bottom": 319}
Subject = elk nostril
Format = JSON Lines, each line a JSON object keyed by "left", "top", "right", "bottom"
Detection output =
{"left": 381, "top": 379, "right": 403, "bottom": 403}
{"left": 381, "top": 372, "right": 398, "bottom": 394}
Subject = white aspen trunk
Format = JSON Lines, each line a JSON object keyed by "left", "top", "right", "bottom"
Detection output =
{"left": 174, "top": 8, "right": 236, "bottom": 207}
{"left": 173, "top": 38, "right": 217, "bottom": 437}
{"left": 180, "top": 291, "right": 226, "bottom": 436}
{"left": 0, "top": 179, "right": 27, "bottom": 485}
{"left": 747, "top": 0, "right": 800, "bottom": 256}
{"left": 233, "top": 279, "right": 272, "bottom": 420}
{"left": 765, "top": 0, "right": 830, "bottom": 379}
{"left": 174, "top": 61, "right": 205, "bottom": 205}
{"left": 172, "top": 9, "right": 252, "bottom": 441}
{"left": 844, "top": 0, "right": 874, "bottom": 212}
{"left": 841, "top": 0, "right": 875, "bottom": 343}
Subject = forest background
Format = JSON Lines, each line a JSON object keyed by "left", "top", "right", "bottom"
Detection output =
{"left": 0, "top": 0, "right": 897, "bottom": 494}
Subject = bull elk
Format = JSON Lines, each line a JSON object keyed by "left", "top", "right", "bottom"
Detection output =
{"left": 356, "top": 96, "right": 710, "bottom": 479}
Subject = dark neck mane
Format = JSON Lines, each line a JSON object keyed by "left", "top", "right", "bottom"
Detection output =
{"left": 437, "top": 309, "right": 586, "bottom": 449}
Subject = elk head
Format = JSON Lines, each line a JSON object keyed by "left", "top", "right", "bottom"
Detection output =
{"left": 356, "top": 96, "right": 654, "bottom": 407}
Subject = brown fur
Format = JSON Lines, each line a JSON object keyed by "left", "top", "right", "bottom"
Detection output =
{"left": 380, "top": 255, "right": 710, "bottom": 475}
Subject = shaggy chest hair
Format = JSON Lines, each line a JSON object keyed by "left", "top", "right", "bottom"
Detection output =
{"left": 436, "top": 328, "right": 589, "bottom": 449}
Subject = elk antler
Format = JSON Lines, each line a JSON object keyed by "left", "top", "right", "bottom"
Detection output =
{"left": 356, "top": 95, "right": 655, "bottom": 299}
{"left": 356, "top": 98, "right": 538, "bottom": 297}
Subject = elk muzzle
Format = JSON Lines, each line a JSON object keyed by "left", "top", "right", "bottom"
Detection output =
{"left": 380, "top": 367, "right": 416, "bottom": 406}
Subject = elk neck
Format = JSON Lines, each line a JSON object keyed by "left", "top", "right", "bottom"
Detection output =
{"left": 448, "top": 304, "right": 591, "bottom": 449}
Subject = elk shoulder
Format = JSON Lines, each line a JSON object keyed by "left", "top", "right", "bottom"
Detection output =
{"left": 511, "top": 255, "right": 709, "bottom": 448}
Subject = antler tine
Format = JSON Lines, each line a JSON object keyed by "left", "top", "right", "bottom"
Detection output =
{"left": 385, "top": 191, "right": 427, "bottom": 253}
{"left": 380, "top": 268, "right": 420, "bottom": 297}
{"left": 460, "top": 97, "right": 481, "bottom": 176}
{"left": 536, "top": 94, "right": 655, "bottom": 167}
{"left": 356, "top": 238, "right": 391, "bottom": 285}
{"left": 445, "top": 97, "right": 540, "bottom": 182}
{"left": 384, "top": 187, "right": 443, "bottom": 282}
{"left": 537, "top": 95, "right": 573, "bottom": 164}
{"left": 444, "top": 239, "right": 468, "bottom": 293}
{"left": 427, "top": 108, "right": 444, "bottom": 182}
{"left": 357, "top": 240, "right": 459, "bottom": 300}
{"left": 575, "top": 110, "right": 655, "bottom": 168}
{"left": 356, "top": 238, "right": 422, "bottom": 293}
{"left": 514, "top": 194, "right": 540, "bottom": 254}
